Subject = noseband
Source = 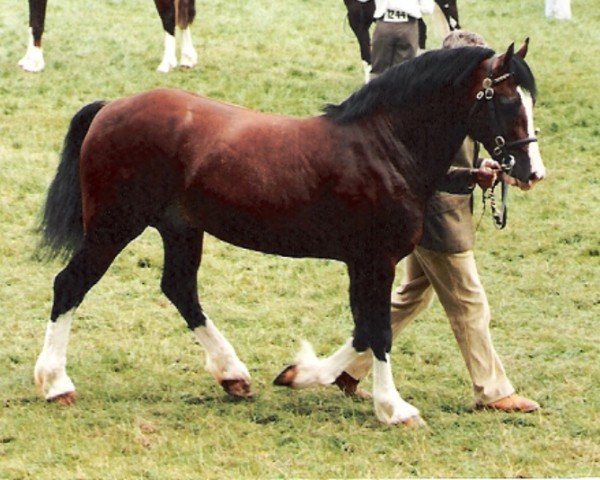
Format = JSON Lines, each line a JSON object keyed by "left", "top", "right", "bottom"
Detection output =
{"left": 468, "top": 60, "right": 538, "bottom": 175}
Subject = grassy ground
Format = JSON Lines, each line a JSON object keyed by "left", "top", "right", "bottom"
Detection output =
{"left": 1, "top": 0, "right": 599, "bottom": 478}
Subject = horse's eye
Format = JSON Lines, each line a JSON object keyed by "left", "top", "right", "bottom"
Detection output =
{"left": 498, "top": 97, "right": 521, "bottom": 116}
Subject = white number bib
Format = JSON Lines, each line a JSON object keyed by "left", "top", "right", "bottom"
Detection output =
{"left": 384, "top": 9, "right": 409, "bottom": 22}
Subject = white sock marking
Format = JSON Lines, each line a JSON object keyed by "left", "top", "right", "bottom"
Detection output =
{"left": 372, "top": 354, "right": 419, "bottom": 424}
{"left": 362, "top": 61, "right": 372, "bottom": 84}
{"left": 288, "top": 338, "right": 363, "bottom": 388}
{"left": 35, "top": 312, "right": 76, "bottom": 399}
{"left": 180, "top": 27, "right": 198, "bottom": 68}
{"left": 18, "top": 28, "right": 45, "bottom": 72}
{"left": 157, "top": 32, "right": 178, "bottom": 73}
{"left": 193, "top": 318, "right": 250, "bottom": 383}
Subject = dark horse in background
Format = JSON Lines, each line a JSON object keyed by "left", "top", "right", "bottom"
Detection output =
{"left": 18, "top": 0, "right": 196, "bottom": 72}
{"left": 345, "top": 0, "right": 460, "bottom": 82}
{"left": 35, "top": 43, "right": 544, "bottom": 425}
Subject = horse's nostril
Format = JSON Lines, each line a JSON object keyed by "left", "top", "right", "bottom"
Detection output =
{"left": 530, "top": 171, "right": 545, "bottom": 182}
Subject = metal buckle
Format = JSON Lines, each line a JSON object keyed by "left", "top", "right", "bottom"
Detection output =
{"left": 503, "top": 155, "right": 515, "bottom": 172}
{"left": 492, "top": 137, "right": 505, "bottom": 157}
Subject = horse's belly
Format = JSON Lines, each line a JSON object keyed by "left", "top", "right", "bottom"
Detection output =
{"left": 186, "top": 197, "right": 357, "bottom": 260}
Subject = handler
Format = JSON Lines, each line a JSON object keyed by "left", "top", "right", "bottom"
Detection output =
{"left": 369, "top": 0, "right": 435, "bottom": 80}
{"left": 335, "top": 30, "right": 540, "bottom": 413}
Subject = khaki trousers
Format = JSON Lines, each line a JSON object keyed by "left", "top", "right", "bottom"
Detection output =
{"left": 345, "top": 246, "right": 515, "bottom": 404}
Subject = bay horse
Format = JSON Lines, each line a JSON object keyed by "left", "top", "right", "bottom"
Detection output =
{"left": 36, "top": 42, "right": 544, "bottom": 425}
{"left": 345, "top": 0, "right": 460, "bottom": 83}
{"left": 18, "top": 0, "right": 197, "bottom": 73}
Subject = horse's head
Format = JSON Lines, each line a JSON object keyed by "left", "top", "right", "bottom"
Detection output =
{"left": 467, "top": 40, "right": 546, "bottom": 190}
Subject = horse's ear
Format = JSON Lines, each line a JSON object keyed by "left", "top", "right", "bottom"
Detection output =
{"left": 516, "top": 38, "right": 529, "bottom": 59}
{"left": 499, "top": 43, "right": 515, "bottom": 72}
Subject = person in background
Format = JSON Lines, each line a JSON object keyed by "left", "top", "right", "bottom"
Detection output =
{"left": 545, "top": 0, "right": 572, "bottom": 20}
{"left": 369, "top": 0, "right": 435, "bottom": 81}
{"left": 335, "top": 30, "right": 541, "bottom": 414}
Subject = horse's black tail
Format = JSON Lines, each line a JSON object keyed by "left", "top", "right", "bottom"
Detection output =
{"left": 37, "top": 101, "right": 106, "bottom": 261}
{"left": 176, "top": 0, "right": 196, "bottom": 28}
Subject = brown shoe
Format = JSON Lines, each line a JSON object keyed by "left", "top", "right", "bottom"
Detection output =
{"left": 480, "top": 394, "right": 540, "bottom": 413}
{"left": 334, "top": 371, "right": 372, "bottom": 400}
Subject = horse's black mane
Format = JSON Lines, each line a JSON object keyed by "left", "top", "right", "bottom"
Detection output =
{"left": 324, "top": 46, "right": 536, "bottom": 123}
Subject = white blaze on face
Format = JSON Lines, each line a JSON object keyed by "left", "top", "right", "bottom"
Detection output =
{"left": 517, "top": 87, "right": 546, "bottom": 183}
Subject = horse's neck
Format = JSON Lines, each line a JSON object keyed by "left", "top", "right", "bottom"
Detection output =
{"left": 388, "top": 99, "right": 471, "bottom": 196}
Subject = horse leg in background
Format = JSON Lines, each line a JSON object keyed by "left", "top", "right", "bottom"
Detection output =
{"left": 344, "top": 0, "right": 375, "bottom": 84}
{"left": 154, "top": 0, "right": 178, "bottom": 72}
{"left": 19, "top": 0, "right": 47, "bottom": 72}
{"left": 434, "top": 0, "right": 460, "bottom": 31}
{"left": 35, "top": 229, "right": 143, "bottom": 403}
{"left": 157, "top": 222, "right": 252, "bottom": 398}
{"left": 154, "top": 0, "right": 197, "bottom": 72}
{"left": 177, "top": 0, "right": 198, "bottom": 68}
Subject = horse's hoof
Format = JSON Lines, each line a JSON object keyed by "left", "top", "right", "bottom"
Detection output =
{"left": 273, "top": 365, "right": 297, "bottom": 387}
{"left": 221, "top": 379, "right": 253, "bottom": 398}
{"left": 334, "top": 371, "right": 372, "bottom": 400}
{"left": 48, "top": 391, "right": 77, "bottom": 405}
{"left": 179, "top": 58, "right": 197, "bottom": 69}
{"left": 402, "top": 415, "right": 426, "bottom": 429}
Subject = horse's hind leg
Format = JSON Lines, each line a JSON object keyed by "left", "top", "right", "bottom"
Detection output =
{"left": 18, "top": 0, "right": 47, "bottom": 72}
{"left": 179, "top": 27, "right": 197, "bottom": 69}
{"left": 35, "top": 226, "right": 144, "bottom": 402}
{"left": 178, "top": 1, "right": 197, "bottom": 68}
{"left": 157, "top": 222, "right": 251, "bottom": 398}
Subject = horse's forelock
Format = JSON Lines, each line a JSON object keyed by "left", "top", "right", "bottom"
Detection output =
{"left": 510, "top": 55, "right": 537, "bottom": 101}
{"left": 324, "top": 47, "right": 496, "bottom": 123}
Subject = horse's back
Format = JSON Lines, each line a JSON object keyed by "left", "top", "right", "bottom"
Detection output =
{"left": 83, "top": 87, "right": 336, "bottom": 199}
{"left": 79, "top": 89, "right": 343, "bottom": 243}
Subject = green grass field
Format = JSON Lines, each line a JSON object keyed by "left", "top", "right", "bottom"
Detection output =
{"left": 1, "top": 0, "right": 599, "bottom": 478}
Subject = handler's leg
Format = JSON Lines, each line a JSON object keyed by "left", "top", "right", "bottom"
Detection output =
{"left": 412, "top": 246, "right": 516, "bottom": 405}
{"left": 370, "top": 21, "right": 397, "bottom": 80}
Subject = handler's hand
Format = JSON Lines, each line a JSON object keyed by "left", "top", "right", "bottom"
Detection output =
{"left": 470, "top": 159, "right": 500, "bottom": 190}
{"left": 479, "top": 159, "right": 501, "bottom": 170}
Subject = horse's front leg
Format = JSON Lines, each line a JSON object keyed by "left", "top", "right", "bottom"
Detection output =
{"left": 154, "top": 0, "right": 178, "bottom": 72}
{"left": 348, "top": 257, "right": 424, "bottom": 426}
